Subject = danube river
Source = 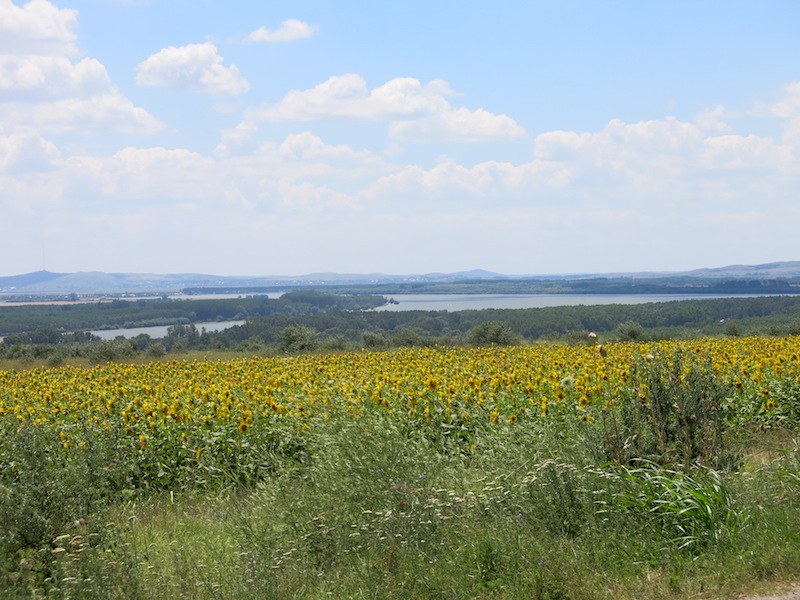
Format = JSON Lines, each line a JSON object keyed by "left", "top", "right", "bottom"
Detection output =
{"left": 373, "top": 293, "right": 778, "bottom": 312}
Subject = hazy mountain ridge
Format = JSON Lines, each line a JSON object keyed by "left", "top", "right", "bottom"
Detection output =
{"left": 1, "top": 262, "right": 799, "bottom": 294}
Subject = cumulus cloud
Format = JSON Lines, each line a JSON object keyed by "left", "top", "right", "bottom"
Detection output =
{"left": 389, "top": 107, "right": 526, "bottom": 142}
{"left": 275, "top": 178, "right": 354, "bottom": 211}
{"left": 361, "top": 157, "right": 568, "bottom": 204}
{"left": 0, "top": 0, "right": 163, "bottom": 135}
{"left": 278, "top": 131, "right": 376, "bottom": 162}
{"left": 215, "top": 120, "right": 260, "bottom": 157}
{"left": 771, "top": 81, "right": 800, "bottom": 118}
{"left": 0, "top": 132, "right": 61, "bottom": 172}
{"left": 0, "top": 0, "right": 79, "bottom": 55}
{"left": 0, "top": 56, "right": 111, "bottom": 100}
{"left": 63, "top": 131, "right": 393, "bottom": 211}
{"left": 136, "top": 43, "right": 250, "bottom": 95}
{"left": 246, "top": 19, "right": 316, "bottom": 43}
{"left": 534, "top": 114, "right": 799, "bottom": 183}
{"left": 247, "top": 74, "right": 443, "bottom": 121}
{"left": 246, "top": 74, "right": 526, "bottom": 142}
{"left": 69, "top": 146, "right": 218, "bottom": 199}
{"left": 3, "top": 92, "right": 164, "bottom": 134}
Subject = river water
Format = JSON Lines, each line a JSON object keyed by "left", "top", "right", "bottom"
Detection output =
{"left": 373, "top": 293, "right": 782, "bottom": 312}
{"left": 90, "top": 320, "right": 245, "bottom": 340}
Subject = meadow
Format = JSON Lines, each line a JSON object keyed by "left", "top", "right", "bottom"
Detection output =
{"left": 2, "top": 337, "right": 800, "bottom": 598}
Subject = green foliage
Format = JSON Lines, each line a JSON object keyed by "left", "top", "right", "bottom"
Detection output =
{"left": 601, "top": 352, "right": 736, "bottom": 468}
{"left": 6, "top": 295, "right": 800, "bottom": 366}
{"left": 614, "top": 320, "right": 646, "bottom": 341}
{"left": 85, "top": 339, "right": 138, "bottom": 364}
{"left": 594, "top": 461, "right": 740, "bottom": 554}
{"left": 0, "top": 424, "right": 124, "bottom": 568}
{"left": 278, "top": 324, "right": 319, "bottom": 353}
{"left": 467, "top": 320, "right": 520, "bottom": 346}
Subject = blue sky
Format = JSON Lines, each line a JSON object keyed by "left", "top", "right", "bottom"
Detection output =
{"left": 2, "top": 0, "right": 800, "bottom": 277}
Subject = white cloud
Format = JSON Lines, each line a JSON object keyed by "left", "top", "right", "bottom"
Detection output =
{"left": 61, "top": 130, "right": 394, "bottom": 211}
{"left": 0, "top": 56, "right": 111, "bottom": 100}
{"left": 215, "top": 120, "right": 259, "bottom": 157}
{"left": 0, "top": 132, "right": 61, "bottom": 172}
{"left": 136, "top": 43, "right": 250, "bottom": 95}
{"left": 246, "top": 74, "right": 526, "bottom": 142}
{"left": 534, "top": 114, "right": 800, "bottom": 184}
{"left": 246, "top": 19, "right": 316, "bottom": 43}
{"left": 389, "top": 107, "right": 527, "bottom": 142}
{"left": 771, "top": 81, "right": 800, "bottom": 119}
{"left": 0, "top": 0, "right": 79, "bottom": 56}
{"left": 246, "top": 74, "right": 428, "bottom": 121}
{"left": 278, "top": 131, "right": 376, "bottom": 162}
{"left": 224, "top": 187, "right": 255, "bottom": 209}
{"left": 362, "top": 157, "right": 568, "bottom": 204}
{"left": 693, "top": 105, "right": 731, "bottom": 133}
{"left": 0, "top": 0, "right": 163, "bottom": 135}
{"left": 700, "top": 134, "right": 793, "bottom": 171}
{"left": 68, "top": 146, "right": 217, "bottom": 200}
{"left": 3, "top": 93, "right": 164, "bottom": 134}
{"left": 275, "top": 178, "right": 354, "bottom": 211}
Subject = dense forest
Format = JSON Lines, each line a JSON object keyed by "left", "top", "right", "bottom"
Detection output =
{"left": 3, "top": 293, "right": 800, "bottom": 365}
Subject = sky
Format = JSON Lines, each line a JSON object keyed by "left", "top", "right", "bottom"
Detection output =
{"left": 2, "top": 0, "right": 800, "bottom": 277}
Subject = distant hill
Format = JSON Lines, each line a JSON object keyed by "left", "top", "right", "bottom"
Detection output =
{"left": 684, "top": 261, "right": 800, "bottom": 278}
{"left": 0, "top": 270, "right": 67, "bottom": 289}
{"left": 1, "top": 262, "right": 799, "bottom": 295}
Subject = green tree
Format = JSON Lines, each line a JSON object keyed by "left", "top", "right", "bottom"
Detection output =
{"left": 615, "top": 320, "right": 646, "bottom": 342}
{"left": 467, "top": 321, "right": 520, "bottom": 346}
{"left": 279, "top": 325, "right": 319, "bottom": 353}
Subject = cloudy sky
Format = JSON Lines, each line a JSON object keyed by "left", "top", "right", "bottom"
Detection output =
{"left": 2, "top": 0, "right": 800, "bottom": 277}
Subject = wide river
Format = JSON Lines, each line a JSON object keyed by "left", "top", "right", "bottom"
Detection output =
{"left": 373, "top": 293, "right": 780, "bottom": 312}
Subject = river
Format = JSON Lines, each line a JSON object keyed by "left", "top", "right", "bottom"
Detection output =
{"left": 373, "top": 293, "right": 785, "bottom": 312}
{"left": 90, "top": 320, "right": 245, "bottom": 340}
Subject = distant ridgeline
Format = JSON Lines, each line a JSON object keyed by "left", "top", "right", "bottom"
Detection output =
{"left": 204, "top": 276, "right": 800, "bottom": 296}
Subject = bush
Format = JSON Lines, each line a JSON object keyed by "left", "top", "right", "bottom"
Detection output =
{"left": 85, "top": 340, "right": 137, "bottom": 364}
{"left": 614, "top": 320, "right": 646, "bottom": 342}
{"left": 467, "top": 321, "right": 520, "bottom": 346}
{"left": 278, "top": 325, "right": 319, "bottom": 354}
{"left": 601, "top": 352, "right": 736, "bottom": 468}
{"left": 0, "top": 424, "right": 126, "bottom": 570}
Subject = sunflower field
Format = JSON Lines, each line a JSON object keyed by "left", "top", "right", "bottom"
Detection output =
{"left": 2, "top": 338, "right": 800, "bottom": 598}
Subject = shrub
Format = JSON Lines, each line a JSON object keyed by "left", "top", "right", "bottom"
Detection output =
{"left": 614, "top": 320, "right": 646, "bottom": 342}
{"left": 601, "top": 352, "right": 736, "bottom": 468}
{"left": 467, "top": 321, "right": 520, "bottom": 346}
{"left": 278, "top": 325, "right": 319, "bottom": 354}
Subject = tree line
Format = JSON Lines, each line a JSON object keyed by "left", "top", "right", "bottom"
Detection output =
{"left": 4, "top": 294, "right": 800, "bottom": 366}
